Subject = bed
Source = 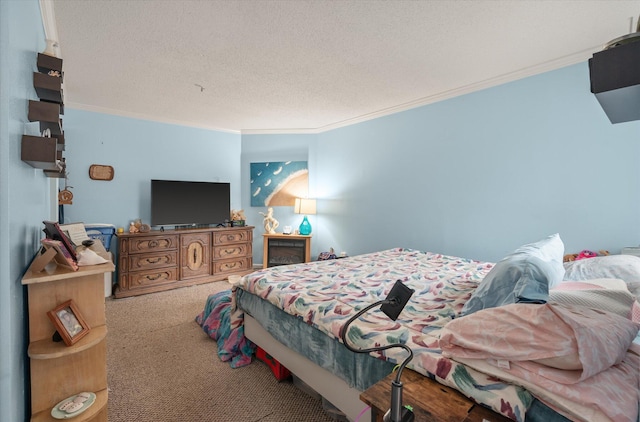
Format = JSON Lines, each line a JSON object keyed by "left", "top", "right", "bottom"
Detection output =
{"left": 197, "top": 234, "right": 640, "bottom": 422}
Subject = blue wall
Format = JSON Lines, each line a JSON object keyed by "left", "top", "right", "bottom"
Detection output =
{"left": 242, "top": 63, "right": 640, "bottom": 263}
{"left": 3, "top": 5, "right": 639, "bottom": 420}
{"left": 62, "top": 109, "right": 242, "bottom": 229}
{"left": 240, "top": 133, "right": 319, "bottom": 261}
{"left": 0, "top": 1, "right": 54, "bottom": 420}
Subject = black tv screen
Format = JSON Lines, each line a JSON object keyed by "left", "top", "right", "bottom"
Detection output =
{"left": 151, "top": 180, "right": 230, "bottom": 227}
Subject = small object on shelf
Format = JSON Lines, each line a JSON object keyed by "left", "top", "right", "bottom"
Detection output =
{"left": 51, "top": 391, "right": 96, "bottom": 419}
{"left": 129, "top": 222, "right": 138, "bottom": 233}
{"left": 259, "top": 207, "right": 279, "bottom": 234}
{"left": 39, "top": 239, "right": 78, "bottom": 271}
{"left": 139, "top": 223, "right": 150, "bottom": 233}
{"left": 230, "top": 209, "right": 246, "bottom": 221}
{"left": 88, "top": 164, "right": 114, "bottom": 181}
{"left": 294, "top": 198, "right": 316, "bottom": 235}
{"left": 42, "top": 39, "right": 60, "bottom": 58}
{"left": 47, "top": 299, "right": 91, "bottom": 346}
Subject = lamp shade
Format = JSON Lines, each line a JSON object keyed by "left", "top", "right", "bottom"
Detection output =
{"left": 294, "top": 198, "right": 316, "bottom": 215}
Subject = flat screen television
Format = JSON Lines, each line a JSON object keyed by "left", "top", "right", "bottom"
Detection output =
{"left": 151, "top": 179, "right": 231, "bottom": 227}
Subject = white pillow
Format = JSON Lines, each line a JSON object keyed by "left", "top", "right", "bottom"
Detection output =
{"left": 563, "top": 255, "right": 640, "bottom": 299}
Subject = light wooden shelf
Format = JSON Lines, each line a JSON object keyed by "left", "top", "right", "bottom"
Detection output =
{"left": 31, "top": 388, "right": 108, "bottom": 422}
{"left": 28, "top": 325, "right": 107, "bottom": 360}
{"left": 23, "top": 255, "right": 111, "bottom": 422}
{"left": 22, "top": 261, "right": 115, "bottom": 285}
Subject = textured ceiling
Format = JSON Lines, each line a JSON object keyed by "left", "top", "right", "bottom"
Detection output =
{"left": 46, "top": 0, "right": 639, "bottom": 133}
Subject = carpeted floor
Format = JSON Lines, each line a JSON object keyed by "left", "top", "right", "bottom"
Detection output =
{"left": 106, "top": 281, "right": 336, "bottom": 421}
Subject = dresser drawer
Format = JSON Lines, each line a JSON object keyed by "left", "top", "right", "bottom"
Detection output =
{"left": 126, "top": 235, "right": 179, "bottom": 254}
{"left": 212, "top": 257, "right": 252, "bottom": 275}
{"left": 212, "top": 243, "right": 252, "bottom": 260}
{"left": 126, "top": 251, "right": 178, "bottom": 272}
{"left": 213, "top": 229, "right": 252, "bottom": 246}
{"left": 119, "top": 267, "right": 179, "bottom": 290}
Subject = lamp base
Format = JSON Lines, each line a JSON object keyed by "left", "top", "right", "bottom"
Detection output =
{"left": 298, "top": 215, "right": 312, "bottom": 235}
{"left": 383, "top": 407, "right": 414, "bottom": 422}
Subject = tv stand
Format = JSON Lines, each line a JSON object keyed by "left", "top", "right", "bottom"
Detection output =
{"left": 115, "top": 226, "right": 253, "bottom": 298}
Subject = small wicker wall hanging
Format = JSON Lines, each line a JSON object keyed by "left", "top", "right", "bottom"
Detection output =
{"left": 89, "top": 164, "right": 114, "bottom": 181}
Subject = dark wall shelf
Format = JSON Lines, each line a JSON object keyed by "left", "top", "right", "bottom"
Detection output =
{"left": 33, "top": 72, "right": 63, "bottom": 103}
{"left": 21, "top": 135, "right": 59, "bottom": 170}
{"left": 23, "top": 53, "right": 67, "bottom": 177}
{"left": 36, "top": 52, "right": 62, "bottom": 75}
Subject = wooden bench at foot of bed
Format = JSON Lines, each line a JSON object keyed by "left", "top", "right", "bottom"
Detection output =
{"left": 361, "top": 369, "right": 513, "bottom": 422}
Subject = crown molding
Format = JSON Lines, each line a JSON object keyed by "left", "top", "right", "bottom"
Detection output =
{"left": 39, "top": 0, "right": 59, "bottom": 49}
{"left": 243, "top": 47, "right": 599, "bottom": 135}
{"left": 66, "top": 102, "right": 241, "bottom": 134}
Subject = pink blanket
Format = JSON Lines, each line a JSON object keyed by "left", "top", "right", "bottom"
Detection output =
{"left": 439, "top": 303, "right": 640, "bottom": 422}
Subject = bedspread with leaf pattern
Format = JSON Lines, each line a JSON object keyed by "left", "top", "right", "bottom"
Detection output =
{"left": 236, "top": 248, "right": 532, "bottom": 421}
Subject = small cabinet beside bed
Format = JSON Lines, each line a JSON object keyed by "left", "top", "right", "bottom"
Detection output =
{"left": 262, "top": 233, "right": 311, "bottom": 268}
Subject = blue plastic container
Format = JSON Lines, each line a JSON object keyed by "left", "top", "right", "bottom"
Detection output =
{"left": 84, "top": 224, "right": 116, "bottom": 251}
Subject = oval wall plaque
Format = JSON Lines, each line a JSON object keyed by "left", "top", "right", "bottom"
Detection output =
{"left": 89, "top": 164, "right": 114, "bottom": 181}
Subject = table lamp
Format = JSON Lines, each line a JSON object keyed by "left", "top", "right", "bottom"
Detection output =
{"left": 294, "top": 198, "right": 316, "bottom": 235}
{"left": 340, "top": 280, "right": 415, "bottom": 422}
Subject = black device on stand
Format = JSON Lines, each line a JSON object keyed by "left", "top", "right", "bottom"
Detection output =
{"left": 340, "top": 280, "right": 415, "bottom": 422}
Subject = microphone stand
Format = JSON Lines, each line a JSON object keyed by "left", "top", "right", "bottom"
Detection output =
{"left": 339, "top": 280, "right": 415, "bottom": 422}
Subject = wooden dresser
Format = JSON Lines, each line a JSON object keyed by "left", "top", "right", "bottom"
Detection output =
{"left": 115, "top": 226, "right": 253, "bottom": 298}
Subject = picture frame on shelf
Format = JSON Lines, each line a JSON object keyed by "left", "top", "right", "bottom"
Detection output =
{"left": 47, "top": 300, "right": 90, "bottom": 346}
{"left": 43, "top": 220, "right": 78, "bottom": 262}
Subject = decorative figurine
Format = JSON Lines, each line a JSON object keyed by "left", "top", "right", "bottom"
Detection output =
{"left": 259, "top": 207, "right": 279, "bottom": 234}
{"left": 128, "top": 222, "right": 138, "bottom": 234}
{"left": 230, "top": 209, "right": 246, "bottom": 227}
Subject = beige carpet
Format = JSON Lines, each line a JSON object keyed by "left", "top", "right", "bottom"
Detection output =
{"left": 106, "top": 281, "right": 336, "bottom": 421}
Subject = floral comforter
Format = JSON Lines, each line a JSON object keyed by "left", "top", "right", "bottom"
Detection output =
{"left": 235, "top": 248, "right": 534, "bottom": 421}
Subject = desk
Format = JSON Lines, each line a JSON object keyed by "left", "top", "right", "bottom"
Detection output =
{"left": 360, "top": 369, "right": 512, "bottom": 422}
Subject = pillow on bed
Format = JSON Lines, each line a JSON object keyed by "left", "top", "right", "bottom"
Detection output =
{"left": 461, "top": 234, "right": 565, "bottom": 316}
{"left": 550, "top": 279, "right": 636, "bottom": 319}
{"left": 563, "top": 254, "right": 640, "bottom": 299}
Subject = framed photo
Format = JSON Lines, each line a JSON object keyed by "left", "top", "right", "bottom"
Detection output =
{"left": 43, "top": 220, "right": 78, "bottom": 262}
{"left": 47, "top": 300, "right": 91, "bottom": 346}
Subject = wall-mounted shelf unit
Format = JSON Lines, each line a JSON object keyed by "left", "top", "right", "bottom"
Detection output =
{"left": 37, "top": 52, "right": 63, "bottom": 75}
{"left": 21, "top": 135, "right": 60, "bottom": 170}
{"left": 23, "top": 53, "right": 67, "bottom": 177}
{"left": 33, "top": 72, "right": 63, "bottom": 103}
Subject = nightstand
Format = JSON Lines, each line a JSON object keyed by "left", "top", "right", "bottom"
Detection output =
{"left": 360, "top": 369, "right": 511, "bottom": 422}
{"left": 262, "top": 233, "right": 312, "bottom": 268}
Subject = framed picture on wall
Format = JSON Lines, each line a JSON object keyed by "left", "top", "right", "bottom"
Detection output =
{"left": 47, "top": 300, "right": 91, "bottom": 346}
{"left": 250, "top": 161, "right": 309, "bottom": 207}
